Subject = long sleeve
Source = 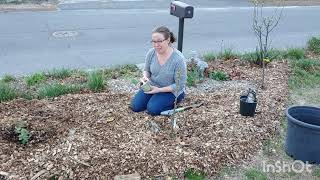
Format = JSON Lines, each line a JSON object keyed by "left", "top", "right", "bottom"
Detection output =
{"left": 144, "top": 48, "right": 155, "bottom": 73}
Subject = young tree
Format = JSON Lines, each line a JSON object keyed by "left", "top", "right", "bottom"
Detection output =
{"left": 252, "top": 0, "right": 283, "bottom": 89}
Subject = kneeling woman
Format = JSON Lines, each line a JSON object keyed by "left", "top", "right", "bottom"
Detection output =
{"left": 130, "top": 26, "right": 187, "bottom": 116}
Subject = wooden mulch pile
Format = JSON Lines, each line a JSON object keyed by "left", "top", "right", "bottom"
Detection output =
{"left": 0, "top": 60, "right": 290, "bottom": 179}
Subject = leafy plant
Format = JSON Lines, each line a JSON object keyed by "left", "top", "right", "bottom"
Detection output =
{"left": 307, "top": 36, "right": 320, "bottom": 55}
{"left": 187, "top": 67, "right": 200, "bottom": 86}
{"left": 203, "top": 52, "right": 216, "bottom": 62}
{"left": 38, "top": 83, "right": 82, "bottom": 99}
{"left": 14, "top": 122, "right": 31, "bottom": 145}
{"left": 131, "top": 78, "right": 140, "bottom": 86}
{"left": 1, "top": 74, "right": 16, "bottom": 83}
{"left": 184, "top": 169, "right": 207, "bottom": 180}
{"left": 0, "top": 83, "right": 18, "bottom": 103}
{"left": 87, "top": 71, "right": 104, "bottom": 92}
{"left": 26, "top": 72, "right": 46, "bottom": 86}
{"left": 209, "top": 70, "right": 229, "bottom": 81}
{"left": 244, "top": 168, "right": 267, "bottom": 180}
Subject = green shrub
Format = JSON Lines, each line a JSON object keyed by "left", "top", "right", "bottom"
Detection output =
{"left": 217, "top": 48, "right": 239, "bottom": 60}
{"left": 285, "top": 48, "right": 306, "bottom": 60}
{"left": 26, "top": 73, "right": 46, "bottom": 86}
{"left": 0, "top": 83, "right": 18, "bottom": 103}
{"left": 38, "top": 83, "right": 82, "bottom": 99}
{"left": 46, "top": 68, "right": 73, "bottom": 79}
{"left": 184, "top": 169, "right": 207, "bottom": 180}
{"left": 1, "top": 74, "right": 16, "bottom": 83}
{"left": 209, "top": 70, "right": 229, "bottom": 81}
{"left": 87, "top": 71, "right": 104, "bottom": 92}
{"left": 244, "top": 168, "right": 267, "bottom": 180}
{"left": 307, "top": 37, "right": 320, "bottom": 55}
{"left": 203, "top": 52, "right": 216, "bottom": 62}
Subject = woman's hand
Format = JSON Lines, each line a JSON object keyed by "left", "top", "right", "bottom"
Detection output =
{"left": 142, "top": 75, "right": 150, "bottom": 82}
{"left": 145, "top": 86, "right": 161, "bottom": 94}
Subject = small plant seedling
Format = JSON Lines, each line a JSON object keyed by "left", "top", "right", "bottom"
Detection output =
{"left": 141, "top": 82, "right": 151, "bottom": 92}
{"left": 131, "top": 78, "right": 139, "bottom": 85}
{"left": 14, "top": 122, "right": 31, "bottom": 145}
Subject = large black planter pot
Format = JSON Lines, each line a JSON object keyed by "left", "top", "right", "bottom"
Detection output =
{"left": 285, "top": 105, "right": 320, "bottom": 164}
{"left": 240, "top": 95, "right": 257, "bottom": 117}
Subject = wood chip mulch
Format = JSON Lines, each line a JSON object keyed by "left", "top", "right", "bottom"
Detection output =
{"left": 0, "top": 60, "right": 290, "bottom": 179}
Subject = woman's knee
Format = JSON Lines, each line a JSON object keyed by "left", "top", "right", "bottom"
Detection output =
{"left": 147, "top": 103, "right": 162, "bottom": 116}
{"left": 130, "top": 90, "right": 151, "bottom": 112}
{"left": 130, "top": 100, "right": 146, "bottom": 112}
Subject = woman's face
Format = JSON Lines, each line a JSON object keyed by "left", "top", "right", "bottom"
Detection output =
{"left": 151, "top": 32, "right": 170, "bottom": 54}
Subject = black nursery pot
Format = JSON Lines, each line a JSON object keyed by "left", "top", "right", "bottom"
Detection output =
{"left": 240, "top": 95, "right": 257, "bottom": 117}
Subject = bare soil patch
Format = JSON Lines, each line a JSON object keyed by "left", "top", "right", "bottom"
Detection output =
{"left": 0, "top": 60, "right": 290, "bottom": 179}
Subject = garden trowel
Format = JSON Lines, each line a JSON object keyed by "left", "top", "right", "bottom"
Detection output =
{"left": 160, "top": 102, "right": 203, "bottom": 116}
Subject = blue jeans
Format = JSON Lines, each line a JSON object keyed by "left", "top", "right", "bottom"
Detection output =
{"left": 130, "top": 89, "right": 185, "bottom": 116}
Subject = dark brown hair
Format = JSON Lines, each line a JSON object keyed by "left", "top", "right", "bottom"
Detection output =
{"left": 152, "top": 26, "right": 176, "bottom": 43}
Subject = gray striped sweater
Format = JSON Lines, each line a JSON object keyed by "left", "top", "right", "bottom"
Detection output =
{"left": 144, "top": 48, "right": 187, "bottom": 97}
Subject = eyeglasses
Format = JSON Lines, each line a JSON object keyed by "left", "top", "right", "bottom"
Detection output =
{"left": 151, "top": 38, "right": 168, "bottom": 44}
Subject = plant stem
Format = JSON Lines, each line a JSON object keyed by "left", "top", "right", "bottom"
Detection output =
{"left": 171, "top": 69, "right": 181, "bottom": 132}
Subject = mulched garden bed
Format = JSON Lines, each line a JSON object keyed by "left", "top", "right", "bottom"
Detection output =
{"left": 0, "top": 60, "right": 290, "bottom": 179}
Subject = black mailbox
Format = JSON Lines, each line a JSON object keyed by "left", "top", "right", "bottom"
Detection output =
{"left": 170, "top": 1, "right": 194, "bottom": 18}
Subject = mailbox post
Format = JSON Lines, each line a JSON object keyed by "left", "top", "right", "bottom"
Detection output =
{"left": 170, "top": 1, "right": 194, "bottom": 52}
